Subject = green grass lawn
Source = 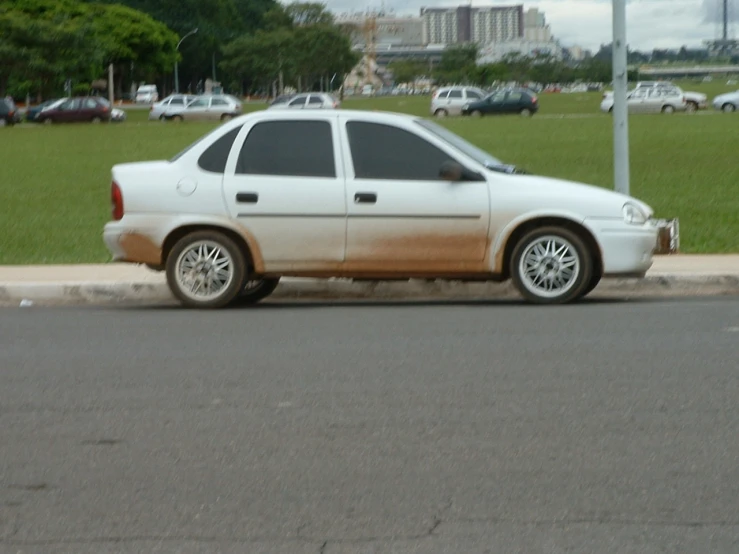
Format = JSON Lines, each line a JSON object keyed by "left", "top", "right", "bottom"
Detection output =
{"left": 1, "top": 90, "right": 738, "bottom": 264}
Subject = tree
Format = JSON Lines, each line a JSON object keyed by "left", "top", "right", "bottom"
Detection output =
{"left": 2, "top": 0, "right": 178, "bottom": 99}
{"left": 434, "top": 44, "right": 479, "bottom": 84}
{"left": 387, "top": 60, "right": 426, "bottom": 85}
{"left": 285, "top": 2, "right": 334, "bottom": 26}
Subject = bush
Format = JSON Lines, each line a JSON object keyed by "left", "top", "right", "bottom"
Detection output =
{"left": 72, "top": 83, "right": 91, "bottom": 96}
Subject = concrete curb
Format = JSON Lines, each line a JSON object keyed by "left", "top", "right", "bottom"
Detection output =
{"left": 1, "top": 274, "right": 738, "bottom": 306}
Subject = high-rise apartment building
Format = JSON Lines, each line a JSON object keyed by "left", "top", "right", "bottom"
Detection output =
{"left": 421, "top": 4, "right": 524, "bottom": 45}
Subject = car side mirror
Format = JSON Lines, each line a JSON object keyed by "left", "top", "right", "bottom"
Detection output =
{"left": 439, "top": 160, "right": 483, "bottom": 182}
{"left": 439, "top": 160, "right": 464, "bottom": 181}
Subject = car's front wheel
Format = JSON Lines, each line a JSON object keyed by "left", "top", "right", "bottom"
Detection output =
{"left": 662, "top": 105, "right": 675, "bottom": 114}
{"left": 510, "top": 226, "right": 592, "bottom": 304}
{"left": 166, "top": 231, "right": 247, "bottom": 309}
{"left": 434, "top": 109, "right": 448, "bottom": 118}
{"left": 722, "top": 103, "right": 736, "bottom": 113}
{"left": 231, "top": 277, "right": 281, "bottom": 306}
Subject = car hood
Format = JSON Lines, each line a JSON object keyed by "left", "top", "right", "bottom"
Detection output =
{"left": 491, "top": 172, "right": 653, "bottom": 219}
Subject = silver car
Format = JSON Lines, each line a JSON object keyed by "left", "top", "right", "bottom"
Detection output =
{"left": 162, "top": 94, "right": 242, "bottom": 122}
{"left": 712, "top": 89, "right": 739, "bottom": 112}
{"left": 149, "top": 94, "right": 198, "bottom": 120}
{"left": 430, "top": 86, "right": 487, "bottom": 117}
{"left": 267, "top": 92, "right": 339, "bottom": 110}
{"left": 600, "top": 86, "right": 687, "bottom": 114}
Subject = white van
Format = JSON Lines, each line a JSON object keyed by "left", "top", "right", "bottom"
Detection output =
{"left": 135, "top": 84, "right": 159, "bottom": 104}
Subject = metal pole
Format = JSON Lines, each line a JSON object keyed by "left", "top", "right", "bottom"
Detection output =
{"left": 174, "top": 61, "right": 179, "bottom": 93}
{"left": 108, "top": 63, "right": 114, "bottom": 105}
{"left": 612, "top": 0, "right": 630, "bottom": 196}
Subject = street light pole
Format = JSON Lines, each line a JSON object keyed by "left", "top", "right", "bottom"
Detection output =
{"left": 612, "top": 0, "right": 630, "bottom": 196}
{"left": 174, "top": 28, "right": 198, "bottom": 94}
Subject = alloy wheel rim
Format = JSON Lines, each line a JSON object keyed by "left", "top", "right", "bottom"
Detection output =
{"left": 175, "top": 240, "right": 234, "bottom": 301}
{"left": 519, "top": 235, "right": 580, "bottom": 298}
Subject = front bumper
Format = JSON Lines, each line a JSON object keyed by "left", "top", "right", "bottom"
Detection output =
{"left": 584, "top": 218, "right": 661, "bottom": 276}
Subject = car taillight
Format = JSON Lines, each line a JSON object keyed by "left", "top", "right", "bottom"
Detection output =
{"left": 111, "top": 181, "right": 124, "bottom": 221}
{"left": 532, "top": 97, "right": 538, "bottom": 103}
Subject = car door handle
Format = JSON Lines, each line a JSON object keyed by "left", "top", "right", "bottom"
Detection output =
{"left": 354, "top": 192, "right": 377, "bottom": 204}
{"left": 236, "top": 192, "right": 258, "bottom": 204}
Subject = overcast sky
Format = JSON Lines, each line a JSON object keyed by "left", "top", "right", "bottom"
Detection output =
{"left": 323, "top": 0, "right": 738, "bottom": 51}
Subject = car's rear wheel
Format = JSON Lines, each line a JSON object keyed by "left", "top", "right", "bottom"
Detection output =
{"left": 662, "top": 105, "right": 675, "bottom": 114}
{"left": 172, "top": 114, "right": 184, "bottom": 122}
{"left": 0, "top": 119, "right": 7, "bottom": 127}
{"left": 520, "top": 108, "right": 532, "bottom": 117}
{"left": 510, "top": 226, "right": 592, "bottom": 304}
{"left": 722, "top": 103, "right": 736, "bottom": 113}
{"left": 221, "top": 113, "right": 233, "bottom": 122}
{"left": 434, "top": 109, "right": 448, "bottom": 118}
{"left": 43, "top": 118, "right": 53, "bottom": 125}
{"left": 470, "top": 110, "right": 482, "bottom": 118}
{"left": 166, "top": 231, "right": 247, "bottom": 309}
{"left": 91, "top": 116, "right": 102, "bottom": 123}
{"left": 685, "top": 101, "right": 697, "bottom": 113}
{"left": 230, "top": 277, "right": 281, "bottom": 306}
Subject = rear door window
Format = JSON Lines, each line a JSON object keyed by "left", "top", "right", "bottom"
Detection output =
{"left": 198, "top": 126, "right": 244, "bottom": 173}
{"left": 236, "top": 120, "right": 335, "bottom": 177}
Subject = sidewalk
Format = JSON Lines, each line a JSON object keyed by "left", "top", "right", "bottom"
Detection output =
{"left": 1, "top": 254, "right": 738, "bottom": 306}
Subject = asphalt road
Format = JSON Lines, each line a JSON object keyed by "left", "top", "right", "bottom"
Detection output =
{"left": 1, "top": 297, "right": 738, "bottom": 554}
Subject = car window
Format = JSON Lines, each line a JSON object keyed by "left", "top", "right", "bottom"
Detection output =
{"left": 506, "top": 92, "right": 522, "bottom": 102}
{"left": 490, "top": 92, "right": 506, "bottom": 103}
{"left": 346, "top": 121, "right": 455, "bottom": 181}
{"left": 188, "top": 98, "right": 208, "bottom": 108}
{"left": 84, "top": 98, "right": 98, "bottom": 109}
{"left": 197, "top": 125, "right": 243, "bottom": 173}
{"left": 448, "top": 90, "right": 463, "bottom": 99}
{"left": 60, "top": 99, "right": 79, "bottom": 110}
{"left": 436, "top": 90, "right": 449, "bottom": 99}
{"left": 466, "top": 90, "right": 482, "bottom": 100}
{"left": 211, "top": 98, "right": 228, "bottom": 106}
{"left": 236, "top": 120, "right": 335, "bottom": 177}
{"left": 308, "top": 95, "right": 323, "bottom": 104}
{"left": 288, "top": 96, "right": 306, "bottom": 106}
{"left": 170, "top": 98, "right": 183, "bottom": 106}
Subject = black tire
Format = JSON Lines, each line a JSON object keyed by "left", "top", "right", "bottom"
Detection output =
{"left": 722, "top": 103, "right": 736, "bottom": 113}
{"left": 509, "top": 226, "right": 593, "bottom": 305}
{"left": 686, "top": 101, "right": 698, "bottom": 113}
{"left": 520, "top": 108, "right": 532, "bottom": 117}
{"left": 578, "top": 273, "right": 602, "bottom": 300}
{"left": 165, "top": 230, "right": 247, "bottom": 309}
{"left": 662, "top": 105, "right": 675, "bottom": 114}
{"left": 434, "top": 109, "right": 448, "bottom": 118}
{"left": 230, "top": 277, "right": 281, "bottom": 306}
{"left": 470, "top": 110, "right": 482, "bottom": 117}
{"left": 91, "top": 116, "right": 102, "bottom": 123}
{"left": 221, "top": 113, "right": 233, "bottom": 122}
{"left": 172, "top": 114, "right": 184, "bottom": 122}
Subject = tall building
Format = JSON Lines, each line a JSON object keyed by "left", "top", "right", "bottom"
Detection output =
{"left": 523, "top": 8, "right": 551, "bottom": 42}
{"left": 421, "top": 4, "right": 524, "bottom": 46}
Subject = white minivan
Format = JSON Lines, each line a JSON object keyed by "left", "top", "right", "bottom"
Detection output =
{"left": 135, "top": 84, "right": 159, "bottom": 104}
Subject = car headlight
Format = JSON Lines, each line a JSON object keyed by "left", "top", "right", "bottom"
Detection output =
{"left": 622, "top": 202, "right": 647, "bottom": 225}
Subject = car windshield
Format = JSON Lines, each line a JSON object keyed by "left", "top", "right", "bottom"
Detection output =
{"left": 415, "top": 119, "right": 503, "bottom": 168}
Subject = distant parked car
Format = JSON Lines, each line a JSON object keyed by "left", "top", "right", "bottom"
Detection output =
{"left": 149, "top": 94, "right": 197, "bottom": 120}
{"left": 0, "top": 97, "right": 22, "bottom": 126}
{"left": 461, "top": 88, "right": 539, "bottom": 117}
{"left": 267, "top": 92, "right": 339, "bottom": 110}
{"left": 161, "top": 94, "right": 242, "bottom": 122}
{"left": 712, "top": 89, "right": 739, "bottom": 112}
{"left": 103, "top": 108, "right": 662, "bottom": 309}
{"left": 25, "top": 98, "right": 63, "bottom": 122}
{"left": 430, "top": 86, "right": 487, "bottom": 117}
{"left": 268, "top": 94, "right": 295, "bottom": 106}
{"left": 36, "top": 96, "right": 113, "bottom": 124}
{"left": 135, "top": 84, "right": 159, "bottom": 104}
{"left": 603, "top": 82, "right": 707, "bottom": 112}
{"left": 600, "top": 86, "right": 687, "bottom": 114}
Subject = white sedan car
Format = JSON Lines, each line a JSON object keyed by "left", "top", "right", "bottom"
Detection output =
{"left": 600, "top": 87, "right": 687, "bottom": 114}
{"left": 103, "top": 109, "right": 661, "bottom": 309}
{"left": 712, "top": 89, "right": 739, "bottom": 112}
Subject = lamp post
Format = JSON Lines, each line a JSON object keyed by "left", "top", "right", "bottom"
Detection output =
{"left": 611, "top": 0, "right": 629, "bottom": 195}
{"left": 174, "top": 28, "right": 198, "bottom": 94}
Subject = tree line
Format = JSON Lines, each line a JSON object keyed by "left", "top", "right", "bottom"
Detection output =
{"left": 0, "top": 0, "right": 358, "bottom": 100}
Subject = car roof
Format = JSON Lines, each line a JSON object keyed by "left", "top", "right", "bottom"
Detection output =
{"left": 231, "top": 108, "right": 416, "bottom": 124}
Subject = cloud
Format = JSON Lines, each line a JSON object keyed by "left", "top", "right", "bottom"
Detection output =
{"left": 322, "top": 0, "right": 736, "bottom": 51}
